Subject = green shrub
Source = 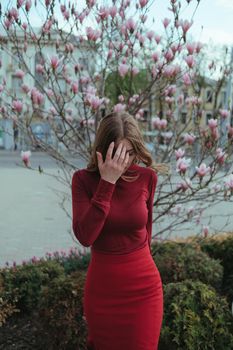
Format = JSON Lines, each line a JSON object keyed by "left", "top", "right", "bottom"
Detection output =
{"left": 200, "top": 235, "right": 233, "bottom": 305}
{"left": 38, "top": 270, "right": 87, "bottom": 350}
{"left": 0, "top": 293, "right": 19, "bottom": 327}
{"left": 159, "top": 280, "right": 233, "bottom": 350}
{"left": 151, "top": 242, "right": 223, "bottom": 290}
{"left": 0, "top": 260, "right": 65, "bottom": 314}
{"left": 49, "top": 250, "right": 91, "bottom": 275}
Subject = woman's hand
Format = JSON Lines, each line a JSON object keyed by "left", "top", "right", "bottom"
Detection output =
{"left": 96, "top": 141, "right": 130, "bottom": 184}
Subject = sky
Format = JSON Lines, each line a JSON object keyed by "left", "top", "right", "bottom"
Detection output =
{"left": 1, "top": 0, "right": 233, "bottom": 47}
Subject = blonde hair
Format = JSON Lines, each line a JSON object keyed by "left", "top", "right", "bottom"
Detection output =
{"left": 86, "top": 112, "right": 169, "bottom": 181}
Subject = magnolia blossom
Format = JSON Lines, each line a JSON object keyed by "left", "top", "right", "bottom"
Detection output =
{"left": 186, "top": 42, "right": 196, "bottom": 55}
{"left": 219, "top": 109, "right": 230, "bottom": 119}
{"left": 176, "top": 178, "right": 192, "bottom": 192}
{"left": 15, "top": 69, "right": 25, "bottom": 79}
{"left": 12, "top": 100, "right": 23, "bottom": 113}
{"left": 170, "top": 204, "right": 182, "bottom": 216}
{"left": 152, "top": 117, "right": 167, "bottom": 130}
{"left": 216, "top": 148, "right": 227, "bottom": 165}
{"left": 49, "top": 55, "right": 63, "bottom": 70}
{"left": 139, "top": 0, "right": 148, "bottom": 8}
{"left": 175, "top": 148, "right": 185, "bottom": 160}
{"left": 118, "top": 63, "right": 129, "bottom": 77}
{"left": 181, "top": 19, "right": 193, "bottom": 34}
{"left": 164, "top": 49, "right": 174, "bottom": 62}
{"left": 176, "top": 157, "right": 191, "bottom": 175}
{"left": 162, "top": 17, "right": 171, "bottom": 29}
{"left": 195, "top": 163, "right": 211, "bottom": 177}
{"left": 71, "top": 82, "right": 79, "bottom": 94}
{"left": 21, "top": 150, "right": 31, "bottom": 167}
{"left": 224, "top": 174, "right": 233, "bottom": 191}
{"left": 203, "top": 226, "right": 209, "bottom": 238}
{"left": 126, "top": 18, "right": 136, "bottom": 33}
{"left": 113, "top": 103, "right": 126, "bottom": 113}
{"left": 183, "top": 133, "right": 196, "bottom": 145}
{"left": 183, "top": 73, "right": 192, "bottom": 86}
{"left": 208, "top": 118, "right": 217, "bottom": 129}
{"left": 185, "top": 55, "right": 195, "bottom": 68}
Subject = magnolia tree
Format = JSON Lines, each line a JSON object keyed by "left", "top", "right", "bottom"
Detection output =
{"left": 0, "top": 0, "right": 233, "bottom": 243}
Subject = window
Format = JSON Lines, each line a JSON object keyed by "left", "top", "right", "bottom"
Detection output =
{"left": 221, "top": 91, "right": 227, "bottom": 106}
{"left": 143, "top": 110, "right": 149, "bottom": 121}
{"left": 181, "top": 112, "right": 187, "bottom": 124}
{"left": 12, "top": 75, "right": 22, "bottom": 96}
{"left": 206, "top": 89, "right": 213, "bottom": 103}
{"left": 206, "top": 113, "right": 212, "bottom": 124}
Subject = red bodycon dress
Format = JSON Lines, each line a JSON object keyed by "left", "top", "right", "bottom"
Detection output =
{"left": 72, "top": 162, "right": 163, "bottom": 350}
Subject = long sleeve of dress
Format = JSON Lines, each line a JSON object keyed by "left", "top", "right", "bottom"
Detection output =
{"left": 72, "top": 171, "right": 116, "bottom": 247}
{"left": 146, "top": 171, "right": 158, "bottom": 252}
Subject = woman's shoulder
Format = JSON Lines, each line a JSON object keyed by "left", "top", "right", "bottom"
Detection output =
{"left": 135, "top": 164, "right": 158, "bottom": 180}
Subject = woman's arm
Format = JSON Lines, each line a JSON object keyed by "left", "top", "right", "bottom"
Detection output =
{"left": 146, "top": 170, "right": 158, "bottom": 252}
{"left": 71, "top": 171, "right": 116, "bottom": 247}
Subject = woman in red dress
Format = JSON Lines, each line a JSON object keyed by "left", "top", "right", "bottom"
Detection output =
{"left": 72, "top": 112, "right": 164, "bottom": 349}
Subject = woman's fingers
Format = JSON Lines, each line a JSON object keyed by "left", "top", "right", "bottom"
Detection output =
{"left": 105, "top": 141, "right": 115, "bottom": 161}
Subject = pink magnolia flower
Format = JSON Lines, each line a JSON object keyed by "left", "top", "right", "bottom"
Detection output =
{"left": 162, "top": 17, "right": 171, "bottom": 29}
{"left": 21, "top": 150, "right": 31, "bottom": 167}
{"left": 86, "top": 27, "right": 101, "bottom": 41}
{"left": 146, "top": 30, "right": 154, "bottom": 41}
{"left": 12, "top": 100, "right": 23, "bottom": 113}
{"left": 176, "top": 157, "right": 191, "bottom": 175}
{"left": 203, "top": 226, "right": 209, "bottom": 238}
{"left": 219, "top": 109, "right": 230, "bottom": 119}
{"left": 185, "top": 55, "right": 195, "bottom": 68}
{"left": 132, "top": 67, "right": 139, "bottom": 76}
{"left": 109, "top": 6, "right": 117, "bottom": 18}
{"left": 164, "top": 49, "right": 174, "bottom": 62}
{"left": 9, "top": 7, "right": 19, "bottom": 21}
{"left": 216, "top": 148, "right": 227, "bottom": 165}
{"left": 151, "top": 52, "right": 159, "bottom": 63}
{"left": 165, "top": 85, "right": 176, "bottom": 97}
{"left": 17, "top": 0, "right": 25, "bottom": 8}
{"left": 30, "top": 88, "right": 44, "bottom": 105}
{"left": 208, "top": 118, "right": 218, "bottom": 129}
{"left": 118, "top": 63, "right": 129, "bottom": 77}
{"left": 186, "top": 42, "right": 196, "bottom": 55}
{"left": 195, "top": 41, "right": 203, "bottom": 53}
{"left": 15, "top": 69, "right": 25, "bottom": 79}
{"left": 139, "top": 0, "right": 148, "bottom": 8}
{"left": 175, "top": 148, "right": 185, "bottom": 160}
{"left": 36, "top": 64, "right": 45, "bottom": 74}
{"left": 21, "top": 84, "right": 30, "bottom": 93}
{"left": 126, "top": 18, "right": 136, "bottom": 33}
{"left": 195, "top": 163, "right": 210, "bottom": 177}
{"left": 183, "top": 73, "right": 192, "bottom": 86}
{"left": 71, "top": 82, "right": 79, "bottom": 94}
{"left": 225, "top": 174, "right": 233, "bottom": 191}
{"left": 113, "top": 103, "right": 126, "bottom": 113}
{"left": 181, "top": 19, "right": 193, "bottom": 34}
{"left": 176, "top": 178, "right": 192, "bottom": 192}
{"left": 25, "top": 0, "right": 32, "bottom": 12}
{"left": 183, "top": 133, "right": 196, "bottom": 145}
{"left": 49, "top": 55, "right": 61, "bottom": 70}
{"left": 154, "top": 34, "right": 161, "bottom": 44}
{"left": 152, "top": 117, "right": 167, "bottom": 130}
